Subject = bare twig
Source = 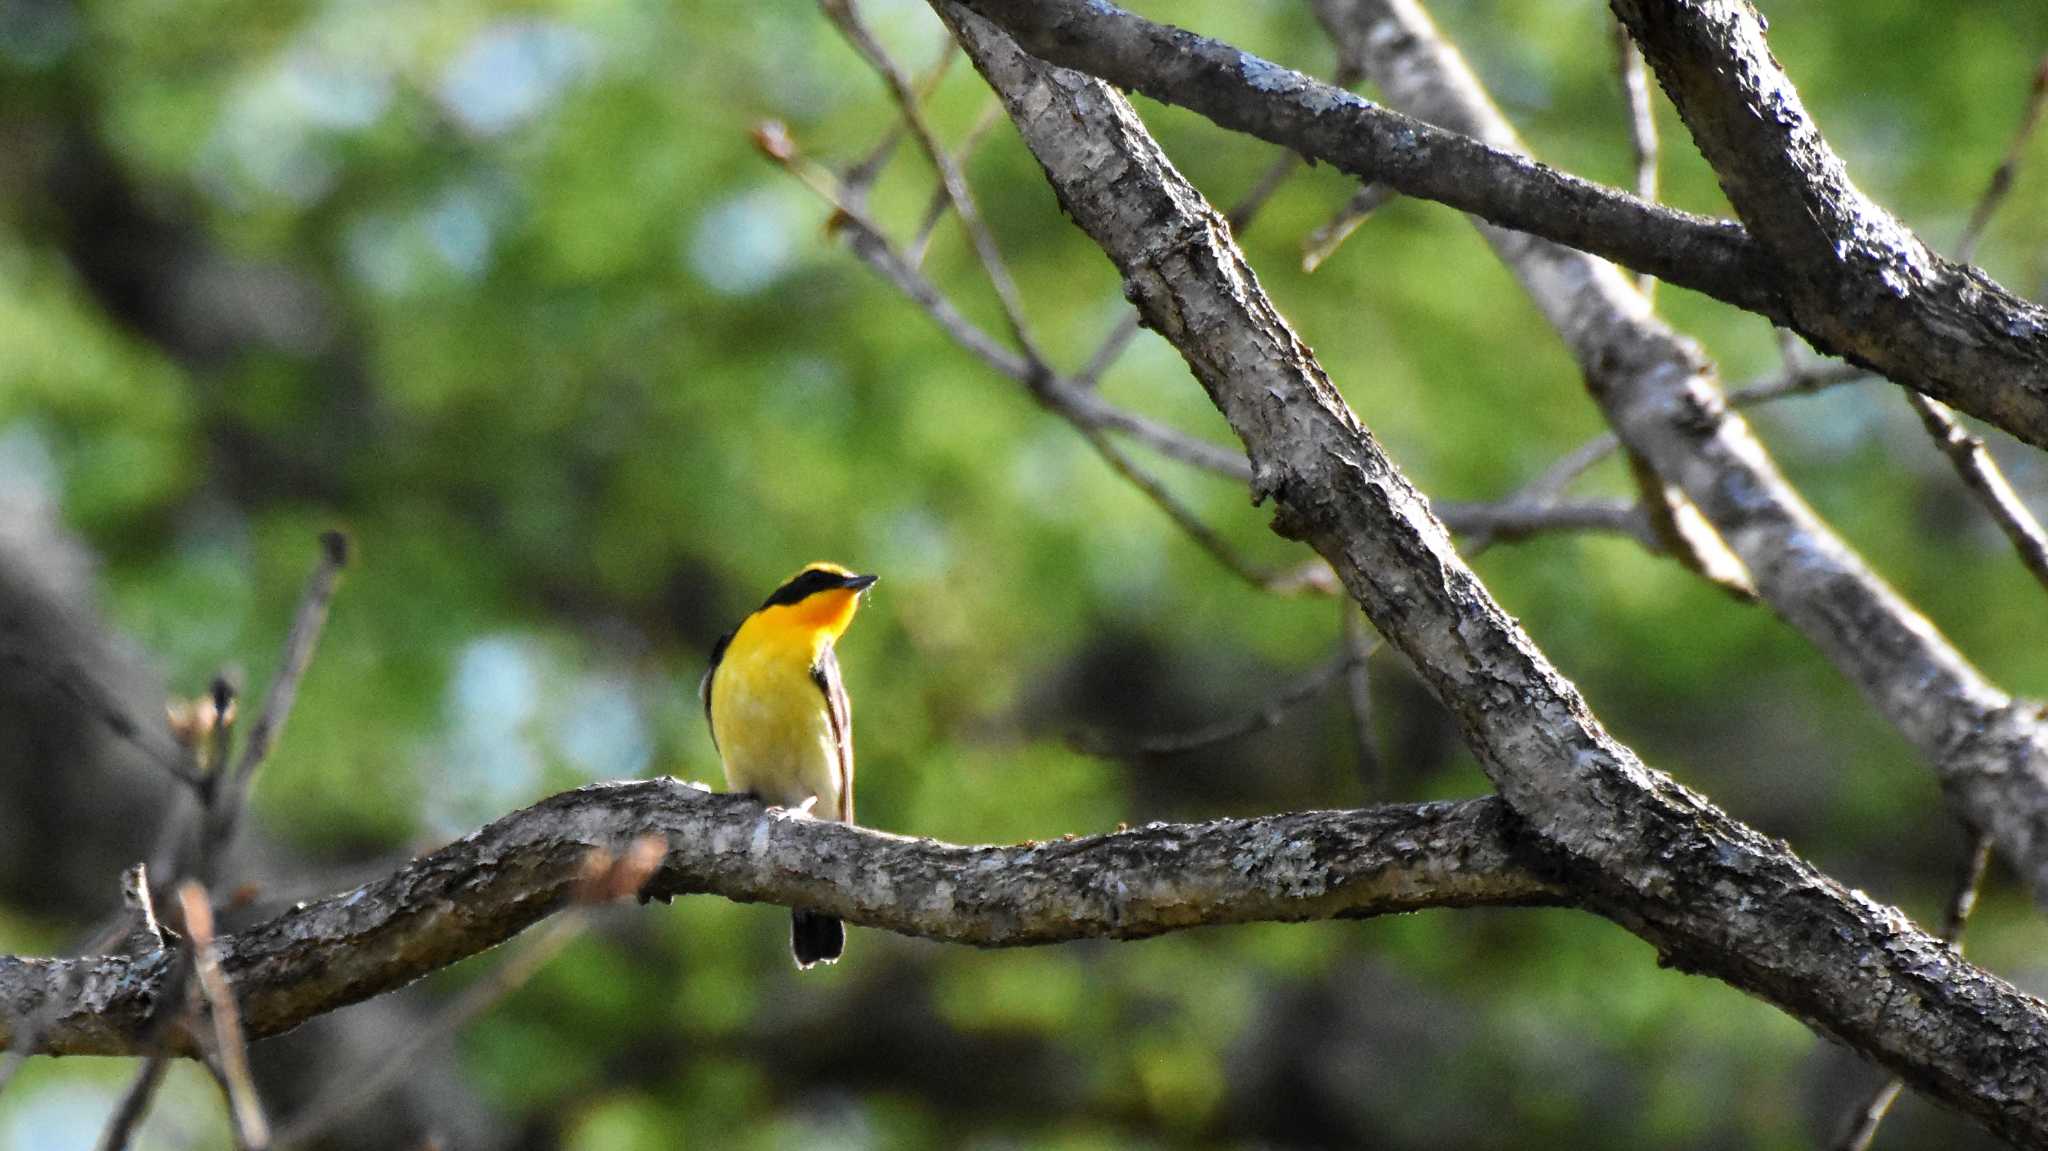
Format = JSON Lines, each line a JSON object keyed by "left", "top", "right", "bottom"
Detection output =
{"left": 761, "top": 122, "right": 1032, "bottom": 380}
{"left": 1895, "top": 54, "right": 2048, "bottom": 600}
{"left": 1341, "top": 608, "right": 1383, "bottom": 793}
{"left": 1074, "top": 421, "right": 1337, "bottom": 596}
{"left": 1301, "top": 182, "right": 1396, "bottom": 273}
{"left": 274, "top": 839, "right": 665, "bottom": 1148}
{"left": 1955, "top": 53, "right": 2048, "bottom": 264}
{"left": 1435, "top": 497, "right": 1659, "bottom": 553}
{"left": 1907, "top": 394, "right": 2048, "bottom": 592}
{"left": 763, "top": 123, "right": 1310, "bottom": 590}
{"left": 0, "top": 641, "right": 200, "bottom": 788}
{"left": 1073, "top": 149, "right": 1304, "bottom": 390}
{"left": 1072, "top": 646, "right": 1367, "bottom": 758}
{"left": 1831, "top": 833, "right": 1996, "bottom": 1151}
{"left": 1484, "top": 361, "right": 1872, "bottom": 527}
{"left": 1613, "top": 17, "right": 1659, "bottom": 298}
{"left": 95, "top": 1054, "right": 171, "bottom": 1151}
{"left": 822, "top": 0, "right": 1047, "bottom": 368}
{"left": 840, "top": 37, "right": 958, "bottom": 197}
{"left": 229, "top": 531, "right": 350, "bottom": 790}
{"left": 179, "top": 883, "right": 269, "bottom": 1151}
{"left": 908, "top": 97, "right": 1004, "bottom": 267}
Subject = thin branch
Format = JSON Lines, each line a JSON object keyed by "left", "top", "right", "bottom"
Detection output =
{"left": 179, "top": 883, "right": 269, "bottom": 1151}
{"left": 822, "top": 0, "right": 1047, "bottom": 368}
{"left": 1341, "top": 608, "right": 1383, "bottom": 793}
{"left": 759, "top": 121, "right": 1034, "bottom": 380}
{"left": 1073, "top": 150, "right": 1304, "bottom": 390}
{"left": 1908, "top": 393, "right": 2048, "bottom": 593}
{"left": 229, "top": 531, "right": 349, "bottom": 790}
{"left": 1899, "top": 54, "right": 2048, "bottom": 598}
{"left": 763, "top": 123, "right": 1300, "bottom": 592}
{"left": 1301, "top": 182, "right": 1395, "bottom": 273}
{"left": 273, "top": 840, "right": 665, "bottom": 1148}
{"left": 1613, "top": 17, "right": 1659, "bottom": 298}
{"left": 95, "top": 1054, "right": 170, "bottom": 1151}
{"left": 1952, "top": 52, "right": 2046, "bottom": 265}
{"left": 840, "top": 36, "right": 958, "bottom": 197}
{"left": 1435, "top": 497, "right": 1659, "bottom": 552}
{"left": 1074, "top": 420, "right": 1336, "bottom": 596}
{"left": 908, "top": 97, "right": 1005, "bottom": 267}
{"left": 1071, "top": 646, "right": 1365, "bottom": 758}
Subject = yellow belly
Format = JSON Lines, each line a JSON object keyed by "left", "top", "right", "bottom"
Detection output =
{"left": 709, "top": 643, "right": 844, "bottom": 817}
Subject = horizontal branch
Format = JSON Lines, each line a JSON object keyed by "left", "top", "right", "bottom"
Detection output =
{"left": 1434, "top": 498, "right": 1657, "bottom": 550}
{"left": 957, "top": 0, "right": 2048, "bottom": 453}
{"left": 0, "top": 782, "right": 1559, "bottom": 1058}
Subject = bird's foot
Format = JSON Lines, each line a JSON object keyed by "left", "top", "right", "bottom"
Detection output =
{"left": 767, "top": 795, "right": 821, "bottom": 819}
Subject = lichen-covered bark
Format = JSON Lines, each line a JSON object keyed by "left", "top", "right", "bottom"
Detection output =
{"left": 936, "top": 10, "right": 2048, "bottom": 1145}
{"left": 1312, "top": 0, "right": 2048, "bottom": 903}
{"left": 954, "top": 0, "right": 2048, "bottom": 454}
{"left": 0, "top": 782, "right": 1558, "bottom": 1057}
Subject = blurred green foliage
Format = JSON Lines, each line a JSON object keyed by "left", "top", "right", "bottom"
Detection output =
{"left": 2, "top": 0, "right": 2046, "bottom": 1147}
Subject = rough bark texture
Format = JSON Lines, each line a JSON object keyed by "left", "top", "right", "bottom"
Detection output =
{"left": 954, "top": 0, "right": 2048, "bottom": 453}
{"left": 0, "top": 782, "right": 1559, "bottom": 1057}
{"left": 935, "top": 9, "right": 2048, "bottom": 1145}
{"left": 954, "top": 0, "right": 1775, "bottom": 315}
{"left": 1608, "top": 0, "right": 2048, "bottom": 446}
{"left": 1311, "top": 0, "right": 2048, "bottom": 903}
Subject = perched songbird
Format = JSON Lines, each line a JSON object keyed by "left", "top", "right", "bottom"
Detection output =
{"left": 701, "top": 562, "right": 877, "bottom": 968}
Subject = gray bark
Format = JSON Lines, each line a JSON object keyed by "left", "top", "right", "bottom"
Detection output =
{"left": 934, "top": 9, "right": 2048, "bottom": 1145}
{"left": 951, "top": 0, "right": 2048, "bottom": 453}
{"left": 1608, "top": 0, "right": 2048, "bottom": 448}
{"left": 0, "top": 784, "right": 1557, "bottom": 1057}
{"left": 1309, "top": 0, "right": 2048, "bottom": 906}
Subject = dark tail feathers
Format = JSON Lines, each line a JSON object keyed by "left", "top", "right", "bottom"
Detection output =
{"left": 791, "top": 910, "right": 844, "bottom": 969}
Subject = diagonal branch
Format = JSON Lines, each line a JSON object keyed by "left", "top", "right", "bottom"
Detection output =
{"left": 1605, "top": 0, "right": 2048, "bottom": 451}
{"left": 1, "top": 783, "right": 1560, "bottom": 1058}
{"left": 949, "top": 0, "right": 1776, "bottom": 313}
{"left": 1311, "top": 0, "right": 2048, "bottom": 908}
{"left": 953, "top": 0, "right": 2048, "bottom": 454}
{"left": 932, "top": 9, "right": 2048, "bottom": 1143}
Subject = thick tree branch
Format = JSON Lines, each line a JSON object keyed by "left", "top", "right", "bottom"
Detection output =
{"left": 1312, "top": 0, "right": 2048, "bottom": 906}
{"left": 953, "top": 0, "right": 1774, "bottom": 313}
{"left": 955, "top": 0, "right": 2048, "bottom": 453}
{"left": 0, "top": 782, "right": 1558, "bottom": 1058}
{"left": 1606, "top": 0, "right": 2048, "bottom": 449}
{"left": 933, "top": 10, "right": 2048, "bottom": 1144}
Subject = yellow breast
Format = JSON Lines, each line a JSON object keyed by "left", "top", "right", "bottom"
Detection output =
{"left": 708, "top": 619, "right": 845, "bottom": 816}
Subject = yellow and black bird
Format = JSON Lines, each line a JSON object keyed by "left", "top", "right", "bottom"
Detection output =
{"left": 701, "top": 562, "right": 876, "bottom": 968}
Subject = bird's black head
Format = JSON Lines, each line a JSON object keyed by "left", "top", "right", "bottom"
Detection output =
{"left": 760, "top": 563, "right": 878, "bottom": 610}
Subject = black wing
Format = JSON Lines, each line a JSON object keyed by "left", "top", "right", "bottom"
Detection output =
{"left": 810, "top": 643, "right": 854, "bottom": 823}
{"left": 700, "top": 630, "right": 734, "bottom": 751}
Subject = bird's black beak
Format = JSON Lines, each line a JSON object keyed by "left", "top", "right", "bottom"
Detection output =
{"left": 844, "top": 573, "right": 878, "bottom": 594}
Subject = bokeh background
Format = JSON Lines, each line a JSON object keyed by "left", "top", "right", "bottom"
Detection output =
{"left": 3, "top": 0, "right": 2047, "bottom": 1147}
